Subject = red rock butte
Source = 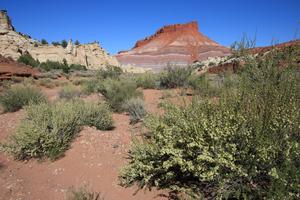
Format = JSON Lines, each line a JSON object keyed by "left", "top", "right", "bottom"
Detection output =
{"left": 116, "top": 21, "right": 231, "bottom": 70}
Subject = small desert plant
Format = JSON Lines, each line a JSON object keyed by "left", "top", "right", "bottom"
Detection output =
{"left": 159, "top": 66, "right": 193, "bottom": 88}
{"left": 97, "top": 65, "right": 123, "bottom": 79}
{"left": 122, "top": 98, "right": 146, "bottom": 124}
{"left": 2, "top": 100, "right": 113, "bottom": 160}
{"left": 134, "top": 72, "right": 158, "bottom": 89}
{"left": 81, "top": 102, "right": 114, "bottom": 130}
{"left": 69, "top": 64, "right": 87, "bottom": 71}
{"left": 59, "top": 85, "right": 82, "bottom": 100}
{"left": 17, "top": 54, "right": 40, "bottom": 67}
{"left": 52, "top": 41, "right": 60, "bottom": 46}
{"left": 99, "top": 78, "right": 142, "bottom": 112}
{"left": 38, "top": 78, "right": 55, "bottom": 88}
{"left": 66, "top": 186, "right": 102, "bottom": 200}
{"left": 0, "top": 85, "right": 46, "bottom": 112}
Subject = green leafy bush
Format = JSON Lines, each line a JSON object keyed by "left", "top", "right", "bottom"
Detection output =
{"left": 0, "top": 85, "right": 46, "bottom": 112}
{"left": 81, "top": 102, "right": 113, "bottom": 130}
{"left": 2, "top": 100, "right": 113, "bottom": 160}
{"left": 120, "top": 49, "right": 300, "bottom": 199}
{"left": 17, "top": 54, "right": 40, "bottom": 67}
{"left": 159, "top": 66, "right": 193, "bottom": 88}
{"left": 69, "top": 64, "right": 87, "bottom": 71}
{"left": 51, "top": 41, "right": 60, "bottom": 46}
{"left": 59, "top": 85, "right": 82, "bottom": 100}
{"left": 122, "top": 97, "right": 146, "bottom": 124}
{"left": 99, "top": 78, "right": 142, "bottom": 112}
{"left": 61, "top": 40, "right": 68, "bottom": 48}
{"left": 39, "top": 60, "right": 70, "bottom": 73}
{"left": 134, "top": 73, "right": 158, "bottom": 89}
{"left": 41, "top": 39, "right": 48, "bottom": 45}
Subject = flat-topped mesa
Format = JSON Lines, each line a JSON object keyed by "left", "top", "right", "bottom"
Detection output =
{"left": 0, "top": 10, "right": 14, "bottom": 31}
{"left": 116, "top": 21, "right": 231, "bottom": 71}
{"left": 133, "top": 21, "right": 199, "bottom": 49}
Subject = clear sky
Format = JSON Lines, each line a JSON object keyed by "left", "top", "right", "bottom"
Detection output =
{"left": 1, "top": 0, "right": 300, "bottom": 54}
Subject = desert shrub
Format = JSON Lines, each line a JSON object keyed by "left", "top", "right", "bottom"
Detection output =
{"left": 2, "top": 100, "right": 113, "bottom": 160}
{"left": 61, "top": 40, "right": 68, "bottom": 48}
{"left": 0, "top": 85, "right": 46, "bottom": 112}
{"left": 119, "top": 50, "right": 300, "bottom": 199}
{"left": 80, "top": 79, "right": 99, "bottom": 95}
{"left": 122, "top": 97, "right": 146, "bottom": 124}
{"left": 188, "top": 74, "right": 221, "bottom": 97}
{"left": 39, "top": 60, "right": 69, "bottom": 73}
{"left": 99, "top": 78, "right": 142, "bottom": 112}
{"left": 97, "top": 65, "right": 123, "bottom": 79}
{"left": 41, "top": 39, "right": 48, "bottom": 45}
{"left": 66, "top": 186, "right": 102, "bottom": 200}
{"left": 52, "top": 41, "right": 60, "bottom": 46}
{"left": 38, "top": 78, "right": 55, "bottom": 88}
{"left": 81, "top": 102, "right": 113, "bottom": 130}
{"left": 17, "top": 54, "right": 40, "bottom": 67}
{"left": 69, "top": 64, "right": 87, "bottom": 71}
{"left": 59, "top": 85, "right": 82, "bottom": 100}
{"left": 134, "top": 73, "right": 158, "bottom": 89}
{"left": 159, "top": 66, "right": 193, "bottom": 88}
{"left": 74, "top": 40, "right": 80, "bottom": 45}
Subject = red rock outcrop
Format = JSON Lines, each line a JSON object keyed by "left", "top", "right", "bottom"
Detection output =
{"left": 116, "top": 21, "right": 231, "bottom": 70}
{"left": 0, "top": 54, "right": 40, "bottom": 80}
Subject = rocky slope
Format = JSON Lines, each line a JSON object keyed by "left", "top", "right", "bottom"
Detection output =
{"left": 0, "top": 10, "right": 119, "bottom": 69}
{"left": 116, "top": 21, "right": 231, "bottom": 71}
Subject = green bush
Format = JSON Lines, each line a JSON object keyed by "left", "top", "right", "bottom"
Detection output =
{"left": 0, "top": 85, "right": 46, "bottom": 112}
{"left": 61, "top": 40, "right": 68, "bottom": 48}
{"left": 81, "top": 102, "right": 113, "bottom": 130}
{"left": 99, "top": 78, "right": 142, "bottom": 112}
{"left": 119, "top": 50, "right": 300, "bottom": 199}
{"left": 74, "top": 40, "right": 80, "bottom": 45}
{"left": 134, "top": 73, "right": 158, "bottom": 89}
{"left": 97, "top": 65, "right": 123, "bottom": 79}
{"left": 52, "top": 41, "right": 60, "bottom": 46}
{"left": 39, "top": 60, "right": 69, "bottom": 73}
{"left": 188, "top": 74, "right": 221, "bottom": 97}
{"left": 59, "top": 85, "right": 82, "bottom": 100}
{"left": 17, "top": 54, "right": 40, "bottom": 67}
{"left": 69, "top": 64, "right": 87, "bottom": 71}
{"left": 159, "top": 66, "right": 193, "bottom": 88}
{"left": 2, "top": 100, "right": 113, "bottom": 160}
{"left": 41, "top": 39, "right": 48, "bottom": 45}
{"left": 122, "top": 97, "right": 146, "bottom": 124}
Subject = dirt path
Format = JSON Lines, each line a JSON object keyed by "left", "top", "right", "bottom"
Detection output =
{"left": 0, "top": 89, "right": 167, "bottom": 200}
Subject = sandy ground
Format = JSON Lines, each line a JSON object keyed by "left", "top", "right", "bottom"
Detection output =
{"left": 0, "top": 88, "right": 169, "bottom": 200}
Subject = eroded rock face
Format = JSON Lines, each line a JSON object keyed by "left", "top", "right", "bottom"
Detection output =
{"left": 116, "top": 21, "right": 231, "bottom": 71}
{"left": 0, "top": 10, "right": 119, "bottom": 69}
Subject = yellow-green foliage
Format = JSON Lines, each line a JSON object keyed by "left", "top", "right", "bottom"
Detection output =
{"left": 59, "top": 85, "right": 82, "bottom": 100}
{"left": 99, "top": 78, "right": 142, "bottom": 112}
{"left": 120, "top": 48, "right": 300, "bottom": 199}
{"left": 2, "top": 101, "right": 113, "bottom": 160}
{"left": 134, "top": 72, "right": 158, "bottom": 89}
{"left": 0, "top": 85, "right": 46, "bottom": 112}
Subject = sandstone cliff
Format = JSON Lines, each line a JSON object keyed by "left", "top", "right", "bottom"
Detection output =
{"left": 116, "top": 21, "right": 231, "bottom": 70}
{"left": 0, "top": 10, "right": 119, "bottom": 69}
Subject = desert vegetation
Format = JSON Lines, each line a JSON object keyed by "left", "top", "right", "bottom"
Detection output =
{"left": 1, "top": 38, "right": 299, "bottom": 200}
{"left": 119, "top": 43, "right": 300, "bottom": 199}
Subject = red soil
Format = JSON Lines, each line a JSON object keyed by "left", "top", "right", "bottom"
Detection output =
{"left": 0, "top": 88, "right": 169, "bottom": 200}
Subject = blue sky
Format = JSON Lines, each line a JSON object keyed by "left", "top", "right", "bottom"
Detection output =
{"left": 1, "top": 0, "right": 300, "bottom": 54}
